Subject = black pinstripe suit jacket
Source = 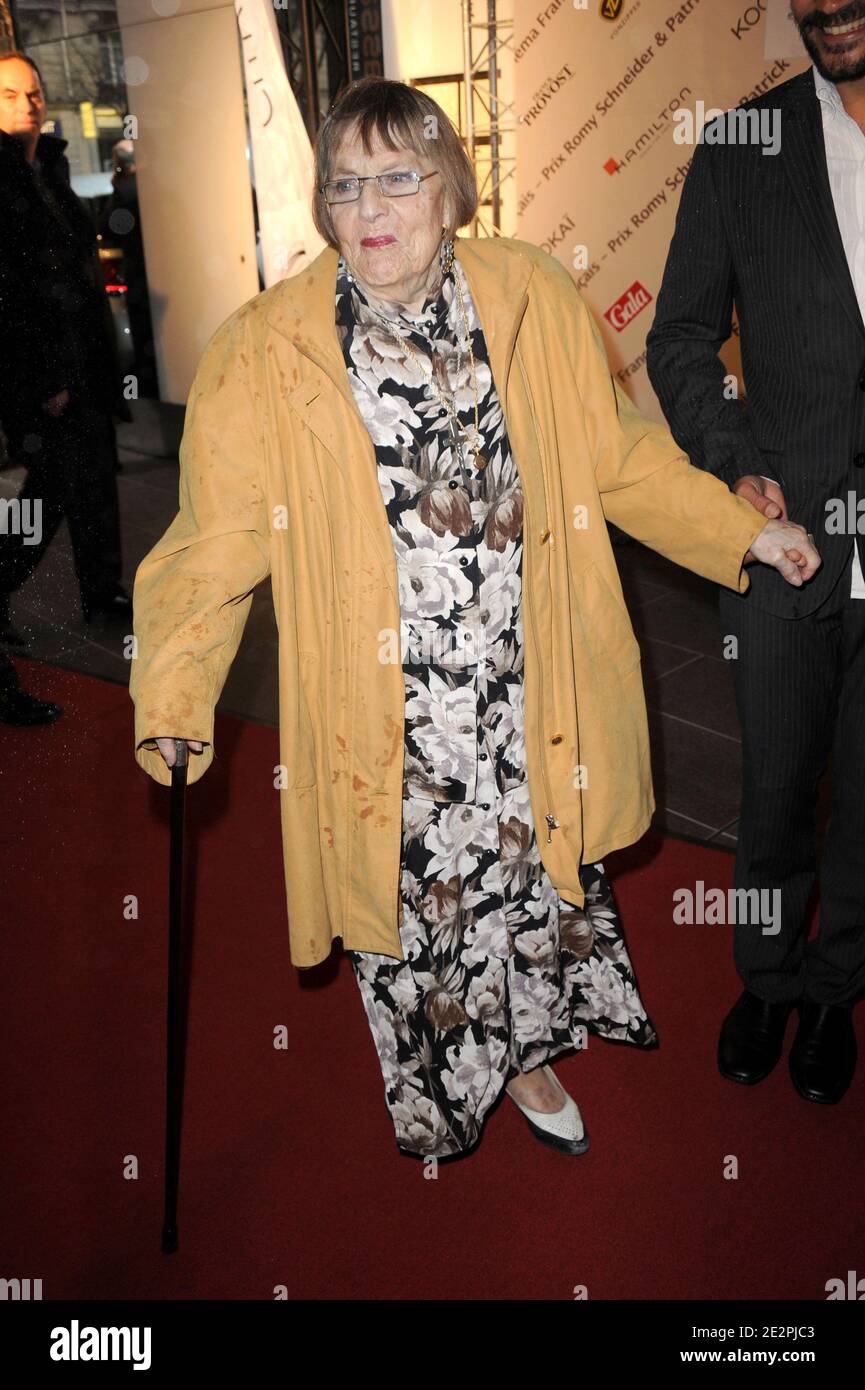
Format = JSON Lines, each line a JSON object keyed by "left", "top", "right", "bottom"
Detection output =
{"left": 646, "top": 67, "right": 865, "bottom": 618}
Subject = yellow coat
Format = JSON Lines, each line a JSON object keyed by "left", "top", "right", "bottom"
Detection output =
{"left": 129, "top": 236, "right": 765, "bottom": 967}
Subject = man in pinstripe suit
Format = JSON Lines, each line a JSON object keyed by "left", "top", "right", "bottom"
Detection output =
{"left": 647, "top": 1, "right": 865, "bottom": 1105}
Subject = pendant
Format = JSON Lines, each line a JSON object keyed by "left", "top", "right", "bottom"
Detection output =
{"left": 445, "top": 416, "right": 464, "bottom": 447}
{"left": 473, "top": 451, "right": 488, "bottom": 472}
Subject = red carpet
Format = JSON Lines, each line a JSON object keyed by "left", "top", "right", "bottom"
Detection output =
{"left": 1, "top": 658, "right": 862, "bottom": 1300}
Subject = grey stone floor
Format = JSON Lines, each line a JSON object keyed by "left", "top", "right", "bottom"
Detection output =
{"left": 2, "top": 400, "right": 747, "bottom": 849}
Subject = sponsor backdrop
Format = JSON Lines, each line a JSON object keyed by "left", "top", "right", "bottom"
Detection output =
{"left": 513, "top": 0, "right": 808, "bottom": 421}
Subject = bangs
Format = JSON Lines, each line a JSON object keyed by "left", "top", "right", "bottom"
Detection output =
{"left": 312, "top": 77, "right": 479, "bottom": 248}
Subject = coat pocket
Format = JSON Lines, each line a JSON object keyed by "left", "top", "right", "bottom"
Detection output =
{"left": 567, "top": 559, "right": 642, "bottom": 677}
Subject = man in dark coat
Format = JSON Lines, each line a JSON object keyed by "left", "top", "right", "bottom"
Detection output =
{"left": 646, "top": 1, "right": 865, "bottom": 1106}
{"left": 0, "top": 50, "right": 131, "bottom": 647}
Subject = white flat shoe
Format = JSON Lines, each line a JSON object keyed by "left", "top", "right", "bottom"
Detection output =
{"left": 506, "top": 1064, "right": 590, "bottom": 1155}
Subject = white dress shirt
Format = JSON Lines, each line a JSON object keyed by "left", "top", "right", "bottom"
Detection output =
{"left": 813, "top": 63, "right": 865, "bottom": 598}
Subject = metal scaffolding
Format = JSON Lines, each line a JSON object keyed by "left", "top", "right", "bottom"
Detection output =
{"left": 273, "top": 0, "right": 353, "bottom": 140}
{"left": 274, "top": 0, "right": 384, "bottom": 142}
{"left": 461, "top": 0, "right": 515, "bottom": 237}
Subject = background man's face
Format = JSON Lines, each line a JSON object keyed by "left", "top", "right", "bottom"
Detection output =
{"left": 0, "top": 58, "right": 46, "bottom": 140}
{"left": 792, "top": 2, "right": 865, "bottom": 82}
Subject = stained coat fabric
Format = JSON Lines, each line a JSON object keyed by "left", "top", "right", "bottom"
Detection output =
{"left": 129, "top": 235, "right": 765, "bottom": 967}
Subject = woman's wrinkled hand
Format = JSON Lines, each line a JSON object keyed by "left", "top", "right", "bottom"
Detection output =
{"left": 155, "top": 737, "right": 204, "bottom": 768}
{"left": 746, "top": 519, "right": 821, "bottom": 588}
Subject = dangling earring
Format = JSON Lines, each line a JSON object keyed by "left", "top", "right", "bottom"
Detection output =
{"left": 439, "top": 225, "right": 454, "bottom": 275}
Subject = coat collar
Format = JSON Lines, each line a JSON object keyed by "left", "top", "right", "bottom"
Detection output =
{"left": 263, "top": 236, "right": 534, "bottom": 411}
{"left": 776, "top": 65, "right": 865, "bottom": 340}
{"left": 0, "top": 128, "right": 67, "bottom": 170}
{"left": 262, "top": 236, "right": 535, "bottom": 598}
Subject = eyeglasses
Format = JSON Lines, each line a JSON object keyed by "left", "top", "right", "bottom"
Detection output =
{"left": 321, "top": 169, "right": 440, "bottom": 205}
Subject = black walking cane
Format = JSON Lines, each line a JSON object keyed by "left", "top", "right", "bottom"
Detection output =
{"left": 161, "top": 738, "right": 188, "bottom": 1254}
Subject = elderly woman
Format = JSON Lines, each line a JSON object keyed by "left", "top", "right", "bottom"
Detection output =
{"left": 130, "top": 78, "right": 819, "bottom": 1161}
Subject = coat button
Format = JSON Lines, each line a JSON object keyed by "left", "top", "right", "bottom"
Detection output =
{"left": 479, "top": 752, "right": 488, "bottom": 761}
{"left": 480, "top": 802, "right": 490, "bottom": 810}
{"left": 448, "top": 479, "right": 459, "bottom": 488}
{"left": 550, "top": 733, "right": 564, "bottom": 745}
{"left": 855, "top": 453, "right": 865, "bottom": 469}
{"left": 540, "top": 529, "right": 552, "bottom": 544}
{"left": 459, "top": 555, "right": 469, "bottom": 566}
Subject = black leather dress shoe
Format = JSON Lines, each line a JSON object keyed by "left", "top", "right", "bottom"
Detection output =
{"left": 0, "top": 686, "right": 63, "bottom": 725}
{"left": 718, "top": 988, "right": 797, "bottom": 1084}
{"left": 82, "top": 587, "right": 133, "bottom": 622}
{"left": 789, "top": 1002, "right": 857, "bottom": 1104}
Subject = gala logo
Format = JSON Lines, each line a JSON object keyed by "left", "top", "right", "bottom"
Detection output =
{"left": 604, "top": 282, "right": 653, "bottom": 333}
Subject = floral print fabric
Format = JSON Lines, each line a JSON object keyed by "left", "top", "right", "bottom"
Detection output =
{"left": 336, "top": 243, "right": 657, "bottom": 1158}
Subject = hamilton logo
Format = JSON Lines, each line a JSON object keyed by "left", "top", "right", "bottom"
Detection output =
{"left": 600, "top": 0, "right": 624, "bottom": 20}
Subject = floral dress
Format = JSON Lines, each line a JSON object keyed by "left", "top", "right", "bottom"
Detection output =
{"left": 336, "top": 240, "right": 657, "bottom": 1159}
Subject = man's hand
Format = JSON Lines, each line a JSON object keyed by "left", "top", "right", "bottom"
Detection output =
{"left": 42, "top": 387, "right": 70, "bottom": 417}
{"left": 733, "top": 474, "right": 787, "bottom": 523}
{"left": 747, "top": 519, "right": 821, "bottom": 588}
